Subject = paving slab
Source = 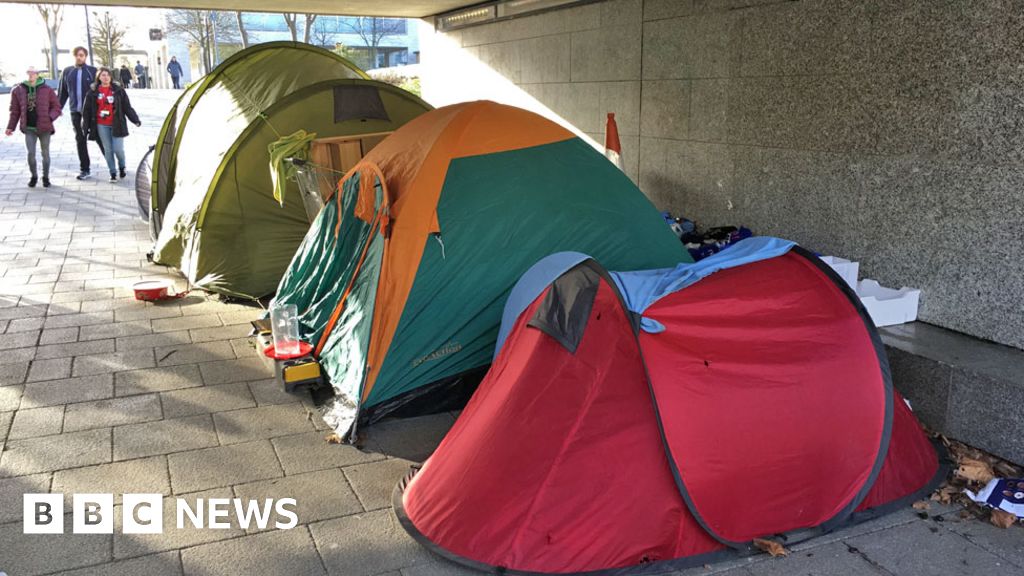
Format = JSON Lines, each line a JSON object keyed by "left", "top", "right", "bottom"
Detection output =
{"left": 233, "top": 468, "right": 363, "bottom": 532}
{"left": 113, "top": 487, "right": 245, "bottom": 559}
{"left": 0, "top": 388, "right": 21, "bottom": 418}
{"left": 114, "top": 330, "right": 190, "bottom": 351}
{"left": 199, "top": 357, "right": 272, "bottom": 385}
{"left": 311, "top": 509, "right": 436, "bottom": 576}
{"left": 58, "top": 551, "right": 184, "bottom": 576}
{"left": 167, "top": 440, "right": 283, "bottom": 493}
{"left": 180, "top": 526, "right": 326, "bottom": 576}
{"left": 401, "top": 561, "right": 480, "bottom": 576}
{"left": 343, "top": 458, "right": 417, "bottom": 512}
{"left": 20, "top": 374, "right": 114, "bottom": 408}
{"left": 52, "top": 456, "right": 170, "bottom": 505}
{"left": 0, "top": 330, "right": 40, "bottom": 350}
{"left": 744, "top": 541, "right": 885, "bottom": 575}
{"left": 845, "top": 519, "right": 1017, "bottom": 575}
{"left": 72, "top": 349, "right": 156, "bottom": 377}
{"left": 160, "top": 382, "right": 255, "bottom": 418}
{"left": 249, "top": 378, "right": 313, "bottom": 406}
{"left": 115, "top": 364, "right": 203, "bottom": 396}
{"left": 0, "top": 514, "right": 112, "bottom": 576}
{"left": 63, "top": 393, "right": 163, "bottom": 432}
{"left": 8, "top": 405, "right": 64, "bottom": 439}
{"left": 212, "top": 402, "right": 315, "bottom": 444}
{"left": 152, "top": 314, "right": 222, "bottom": 333}
{"left": 0, "top": 427, "right": 111, "bottom": 477}
{"left": 188, "top": 323, "right": 251, "bottom": 344}
{"left": 272, "top": 431, "right": 386, "bottom": 475}
{"left": 943, "top": 517, "right": 1024, "bottom": 570}
{"left": 34, "top": 338, "right": 116, "bottom": 360}
{"left": 0, "top": 472, "right": 51, "bottom": 524}
{"left": 113, "top": 415, "right": 218, "bottom": 461}
{"left": 154, "top": 342, "right": 235, "bottom": 367}
{"left": 38, "top": 326, "right": 79, "bottom": 345}
{"left": 25, "top": 356, "right": 73, "bottom": 382}
{"left": 0, "top": 361, "right": 29, "bottom": 385}
{"left": 80, "top": 320, "right": 153, "bottom": 341}
{"left": 0, "top": 409, "right": 10, "bottom": 443}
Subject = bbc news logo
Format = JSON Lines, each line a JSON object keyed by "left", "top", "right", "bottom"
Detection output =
{"left": 24, "top": 494, "right": 298, "bottom": 534}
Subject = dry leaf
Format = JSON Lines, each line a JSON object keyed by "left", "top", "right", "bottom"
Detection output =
{"left": 753, "top": 538, "right": 788, "bottom": 557}
{"left": 912, "top": 500, "right": 931, "bottom": 511}
{"left": 956, "top": 458, "right": 996, "bottom": 484}
{"left": 990, "top": 509, "right": 1017, "bottom": 529}
{"left": 324, "top": 433, "right": 342, "bottom": 444}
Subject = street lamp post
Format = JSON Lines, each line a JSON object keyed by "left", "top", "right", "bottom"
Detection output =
{"left": 84, "top": 6, "right": 94, "bottom": 66}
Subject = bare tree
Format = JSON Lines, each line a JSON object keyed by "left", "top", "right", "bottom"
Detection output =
{"left": 235, "top": 11, "right": 249, "bottom": 49}
{"left": 282, "top": 13, "right": 318, "bottom": 43}
{"left": 35, "top": 4, "right": 64, "bottom": 79}
{"left": 310, "top": 18, "right": 334, "bottom": 48}
{"left": 282, "top": 13, "right": 298, "bottom": 41}
{"left": 91, "top": 11, "right": 127, "bottom": 68}
{"left": 341, "top": 17, "right": 405, "bottom": 68}
{"left": 166, "top": 10, "right": 238, "bottom": 75}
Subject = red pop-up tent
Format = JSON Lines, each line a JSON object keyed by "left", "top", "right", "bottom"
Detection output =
{"left": 394, "top": 239, "right": 945, "bottom": 574}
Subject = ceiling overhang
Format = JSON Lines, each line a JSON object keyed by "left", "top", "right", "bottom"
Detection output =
{"left": 8, "top": 0, "right": 475, "bottom": 19}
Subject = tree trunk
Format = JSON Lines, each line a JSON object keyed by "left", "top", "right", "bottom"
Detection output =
{"left": 48, "top": 28, "right": 59, "bottom": 79}
{"left": 235, "top": 12, "right": 249, "bottom": 48}
{"left": 303, "top": 14, "right": 315, "bottom": 44}
{"left": 284, "top": 14, "right": 298, "bottom": 42}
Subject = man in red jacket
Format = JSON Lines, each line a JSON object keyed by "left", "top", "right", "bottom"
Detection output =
{"left": 6, "top": 66, "right": 61, "bottom": 188}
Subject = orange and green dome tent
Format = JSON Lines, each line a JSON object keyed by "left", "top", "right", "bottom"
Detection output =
{"left": 272, "top": 100, "right": 689, "bottom": 435}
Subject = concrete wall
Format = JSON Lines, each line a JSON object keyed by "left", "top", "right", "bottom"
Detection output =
{"left": 419, "top": 0, "right": 1024, "bottom": 350}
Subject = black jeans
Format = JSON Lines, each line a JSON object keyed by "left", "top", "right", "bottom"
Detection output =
{"left": 171, "top": 75, "right": 180, "bottom": 89}
{"left": 70, "top": 112, "right": 90, "bottom": 173}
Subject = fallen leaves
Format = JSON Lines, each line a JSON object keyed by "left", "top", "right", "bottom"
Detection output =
{"left": 912, "top": 500, "right": 931, "bottom": 511}
{"left": 324, "top": 432, "right": 342, "bottom": 444}
{"left": 956, "top": 458, "right": 996, "bottom": 484}
{"left": 990, "top": 509, "right": 1017, "bottom": 529}
{"left": 926, "top": 435, "right": 1023, "bottom": 528}
{"left": 753, "top": 538, "right": 789, "bottom": 557}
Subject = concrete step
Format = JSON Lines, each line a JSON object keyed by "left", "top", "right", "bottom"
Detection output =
{"left": 882, "top": 322, "right": 1024, "bottom": 465}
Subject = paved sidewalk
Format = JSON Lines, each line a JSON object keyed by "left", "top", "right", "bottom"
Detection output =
{"left": 0, "top": 90, "right": 1021, "bottom": 576}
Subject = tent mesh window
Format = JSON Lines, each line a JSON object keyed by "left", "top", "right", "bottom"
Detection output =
{"left": 334, "top": 85, "right": 390, "bottom": 123}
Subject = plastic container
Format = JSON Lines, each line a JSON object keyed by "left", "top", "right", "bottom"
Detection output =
{"left": 856, "top": 279, "right": 920, "bottom": 327}
{"left": 819, "top": 256, "right": 860, "bottom": 290}
{"left": 133, "top": 279, "right": 173, "bottom": 301}
{"left": 270, "top": 304, "right": 300, "bottom": 357}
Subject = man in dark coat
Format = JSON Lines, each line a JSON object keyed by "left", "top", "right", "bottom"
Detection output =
{"left": 6, "top": 66, "right": 61, "bottom": 188}
{"left": 167, "top": 56, "right": 183, "bottom": 89}
{"left": 58, "top": 46, "right": 98, "bottom": 180}
{"left": 119, "top": 64, "right": 133, "bottom": 88}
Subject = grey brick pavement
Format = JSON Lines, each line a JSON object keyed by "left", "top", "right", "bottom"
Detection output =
{"left": 0, "top": 89, "right": 1021, "bottom": 576}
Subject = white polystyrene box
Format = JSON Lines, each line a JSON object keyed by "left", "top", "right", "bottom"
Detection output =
{"left": 856, "top": 279, "right": 921, "bottom": 327}
{"left": 819, "top": 255, "right": 860, "bottom": 290}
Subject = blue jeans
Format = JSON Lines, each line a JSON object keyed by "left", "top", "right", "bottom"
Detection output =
{"left": 96, "top": 124, "right": 125, "bottom": 175}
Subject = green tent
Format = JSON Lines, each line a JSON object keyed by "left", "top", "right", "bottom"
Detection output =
{"left": 272, "top": 101, "right": 689, "bottom": 435}
{"left": 148, "top": 42, "right": 431, "bottom": 299}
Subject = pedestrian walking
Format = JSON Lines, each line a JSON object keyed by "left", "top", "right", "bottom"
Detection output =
{"left": 119, "top": 63, "right": 133, "bottom": 88}
{"left": 6, "top": 66, "right": 61, "bottom": 188}
{"left": 83, "top": 67, "right": 141, "bottom": 183}
{"left": 58, "top": 46, "right": 98, "bottom": 180}
{"left": 134, "top": 61, "right": 147, "bottom": 89}
{"left": 167, "top": 56, "right": 183, "bottom": 89}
